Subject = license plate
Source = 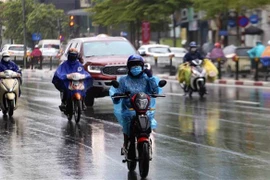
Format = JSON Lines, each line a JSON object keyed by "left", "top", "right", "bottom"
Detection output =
{"left": 72, "top": 80, "right": 79, "bottom": 86}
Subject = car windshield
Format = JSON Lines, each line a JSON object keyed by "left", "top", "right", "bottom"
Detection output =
{"left": 171, "top": 49, "right": 186, "bottom": 54}
{"left": 236, "top": 48, "right": 250, "bottom": 56}
{"left": 44, "top": 44, "right": 60, "bottom": 49}
{"left": 149, "top": 47, "right": 170, "bottom": 53}
{"left": 8, "top": 46, "right": 24, "bottom": 51}
{"left": 83, "top": 41, "right": 136, "bottom": 57}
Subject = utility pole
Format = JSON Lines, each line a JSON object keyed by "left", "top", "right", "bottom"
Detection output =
{"left": 22, "top": 0, "right": 27, "bottom": 69}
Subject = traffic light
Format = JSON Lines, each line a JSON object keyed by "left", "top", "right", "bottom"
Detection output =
{"left": 69, "top": 15, "right": 74, "bottom": 27}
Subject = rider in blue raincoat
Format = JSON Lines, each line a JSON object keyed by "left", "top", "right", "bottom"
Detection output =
{"left": 247, "top": 41, "right": 265, "bottom": 71}
{"left": 109, "top": 55, "right": 162, "bottom": 149}
{"left": 0, "top": 52, "right": 22, "bottom": 96}
{"left": 52, "top": 48, "right": 92, "bottom": 110}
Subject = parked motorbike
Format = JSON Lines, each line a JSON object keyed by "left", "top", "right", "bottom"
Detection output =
{"left": 111, "top": 80, "right": 166, "bottom": 178}
{"left": 188, "top": 59, "right": 207, "bottom": 98}
{"left": 59, "top": 72, "right": 87, "bottom": 123}
{"left": 0, "top": 70, "right": 21, "bottom": 117}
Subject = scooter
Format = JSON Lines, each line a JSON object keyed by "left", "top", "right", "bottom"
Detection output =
{"left": 188, "top": 59, "right": 207, "bottom": 98}
{"left": 0, "top": 70, "right": 21, "bottom": 117}
{"left": 111, "top": 80, "right": 166, "bottom": 179}
{"left": 59, "top": 72, "right": 87, "bottom": 123}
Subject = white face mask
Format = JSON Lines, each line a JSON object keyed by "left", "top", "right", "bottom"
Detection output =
{"left": 3, "top": 57, "right": 10, "bottom": 62}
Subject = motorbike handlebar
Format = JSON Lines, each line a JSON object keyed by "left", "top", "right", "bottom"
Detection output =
{"left": 150, "top": 94, "right": 166, "bottom": 98}
{"left": 111, "top": 94, "right": 129, "bottom": 99}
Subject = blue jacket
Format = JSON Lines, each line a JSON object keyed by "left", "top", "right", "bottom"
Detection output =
{"left": 109, "top": 73, "right": 162, "bottom": 135}
{"left": 52, "top": 60, "right": 92, "bottom": 96}
{"left": 183, "top": 51, "right": 204, "bottom": 63}
{"left": 247, "top": 43, "right": 265, "bottom": 59}
{"left": 0, "top": 60, "right": 20, "bottom": 74}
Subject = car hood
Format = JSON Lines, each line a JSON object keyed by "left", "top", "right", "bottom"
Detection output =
{"left": 84, "top": 55, "right": 128, "bottom": 66}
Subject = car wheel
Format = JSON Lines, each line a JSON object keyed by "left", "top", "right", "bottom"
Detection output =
{"left": 85, "top": 94, "right": 94, "bottom": 107}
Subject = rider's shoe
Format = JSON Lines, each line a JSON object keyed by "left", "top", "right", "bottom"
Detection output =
{"left": 59, "top": 102, "right": 66, "bottom": 112}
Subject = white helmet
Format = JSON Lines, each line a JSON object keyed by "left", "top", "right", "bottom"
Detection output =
{"left": 2, "top": 52, "right": 10, "bottom": 62}
{"left": 267, "top": 40, "right": 270, "bottom": 45}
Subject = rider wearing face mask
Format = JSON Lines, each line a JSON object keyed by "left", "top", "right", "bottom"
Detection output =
{"left": 183, "top": 41, "right": 204, "bottom": 63}
{"left": 52, "top": 48, "right": 92, "bottom": 110}
{"left": 0, "top": 52, "right": 22, "bottom": 96}
{"left": 110, "top": 55, "right": 160, "bottom": 150}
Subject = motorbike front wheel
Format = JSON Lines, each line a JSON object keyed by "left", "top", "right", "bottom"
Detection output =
{"left": 198, "top": 83, "right": 206, "bottom": 98}
{"left": 73, "top": 100, "right": 82, "bottom": 123}
{"left": 8, "top": 100, "right": 14, "bottom": 117}
{"left": 138, "top": 142, "right": 150, "bottom": 178}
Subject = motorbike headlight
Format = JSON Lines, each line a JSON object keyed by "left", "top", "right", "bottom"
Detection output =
{"left": 135, "top": 99, "right": 149, "bottom": 110}
{"left": 87, "top": 65, "right": 103, "bottom": 73}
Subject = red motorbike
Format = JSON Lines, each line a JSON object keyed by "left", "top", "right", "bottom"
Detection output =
{"left": 111, "top": 80, "right": 166, "bottom": 178}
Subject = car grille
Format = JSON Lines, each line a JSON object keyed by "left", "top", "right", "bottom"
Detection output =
{"left": 102, "top": 65, "right": 128, "bottom": 75}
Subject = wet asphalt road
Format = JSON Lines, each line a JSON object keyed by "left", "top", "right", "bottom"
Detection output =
{"left": 0, "top": 70, "right": 270, "bottom": 180}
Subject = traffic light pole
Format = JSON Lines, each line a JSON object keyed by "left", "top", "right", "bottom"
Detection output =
{"left": 22, "top": 0, "right": 27, "bottom": 69}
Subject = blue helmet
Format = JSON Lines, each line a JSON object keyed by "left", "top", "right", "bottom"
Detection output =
{"left": 189, "top": 41, "right": 197, "bottom": 48}
{"left": 127, "top": 55, "right": 144, "bottom": 70}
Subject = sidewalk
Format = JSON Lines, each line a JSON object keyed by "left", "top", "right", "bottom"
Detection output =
{"left": 156, "top": 74, "right": 270, "bottom": 87}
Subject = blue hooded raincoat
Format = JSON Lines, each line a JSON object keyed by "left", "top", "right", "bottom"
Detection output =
{"left": 52, "top": 60, "right": 93, "bottom": 98}
{"left": 247, "top": 42, "right": 265, "bottom": 59}
{"left": 0, "top": 60, "right": 21, "bottom": 74}
{"left": 109, "top": 73, "right": 162, "bottom": 136}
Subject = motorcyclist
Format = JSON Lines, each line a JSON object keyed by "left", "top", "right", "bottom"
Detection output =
{"left": 52, "top": 48, "right": 92, "bottom": 111}
{"left": 247, "top": 40, "right": 265, "bottom": 73}
{"left": 0, "top": 52, "right": 22, "bottom": 96}
{"left": 30, "top": 45, "right": 43, "bottom": 69}
{"left": 183, "top": 41, "right": 204, "bottom": 64}
{"left": 109, "top": 55, "right": 161, "bottom": 150}
{"left": 209, "top": 42, "right": 226, "bottom": 63}
{"left": 182, "top": 41, "right": 205, "bottom": 94}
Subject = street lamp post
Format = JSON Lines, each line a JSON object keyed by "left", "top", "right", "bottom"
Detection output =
{"left": 22, "top": 0, "right": 27, "bottom": 69}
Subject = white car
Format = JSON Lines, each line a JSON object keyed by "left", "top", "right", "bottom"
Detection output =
{"left": 0, "top": 44, "right": 31, "bottom": 66}
{"left": 170, "top": 47, "right": 187, "bottom": 64}
{"left": 138, "top": 44, "right": 175, "bottom": 68}
{"left": 38, "top": 39, "right": 60, "bottom": 58}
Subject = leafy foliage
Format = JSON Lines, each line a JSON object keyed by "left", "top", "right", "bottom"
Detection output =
{"left": 0, "top": 0, "right": 67, "bottom": 46}
{"left": 193, "top": 0, "right": 270, "bottom": 17}
{"left": 90, "top": 0, "right": 191, "bottom": 26}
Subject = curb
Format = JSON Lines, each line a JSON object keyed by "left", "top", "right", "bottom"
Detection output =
{"left": 156, "top": 75, "right": 270, "bottom": 87}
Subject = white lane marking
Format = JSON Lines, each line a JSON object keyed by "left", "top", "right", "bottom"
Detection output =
{"left": 152, "top": 132, "right": 270, "bottom": 165}
{"left": 25, "top": 100, "right": 270, "bottom": 165}
{"left": 234, "top": 100, "right": 260, "bottom": 105}
{"left": 166, "top": 79, "right": 270, "bottom": 89}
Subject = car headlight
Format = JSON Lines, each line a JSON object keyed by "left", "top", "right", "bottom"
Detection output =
{"left": 135, "top": 98, "right": 149, "bottom": 110}
{"left": 87, "top": 65, "right": 103, "bottom": 73}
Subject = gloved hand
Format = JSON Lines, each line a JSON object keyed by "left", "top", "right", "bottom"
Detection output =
{"left": 144, "top": 69, "right": 152, "bottom": 78}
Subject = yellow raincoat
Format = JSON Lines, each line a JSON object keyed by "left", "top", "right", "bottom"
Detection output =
{"left": 177, "top": 59, "right": 218, "bottom": 84}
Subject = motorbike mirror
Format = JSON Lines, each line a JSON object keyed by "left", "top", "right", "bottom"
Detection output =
{"left": 158, "top": 80, "right": 167, "bottom": 87}
{"left": 111, "top": 80, "right": 119, "bottom": 88}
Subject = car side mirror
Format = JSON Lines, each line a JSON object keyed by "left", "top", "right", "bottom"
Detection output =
{"left": 158, "top": 80, "right": 167, "bottom": 88}
{"left": 111, "top": 80, "right": 119, "bottom": 88}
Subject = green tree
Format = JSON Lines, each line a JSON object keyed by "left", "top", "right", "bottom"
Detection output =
{"left": 27, "top": 3, "right": 67, "bottom": 42}
{"left": 0, "top": 0, "right": 67, "bottom": 47}
{"left": 193, "top": 0, "right": 270, "bottom": 44}
{"left": 90, "top": 0, "right": 190, "bottom": 46}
